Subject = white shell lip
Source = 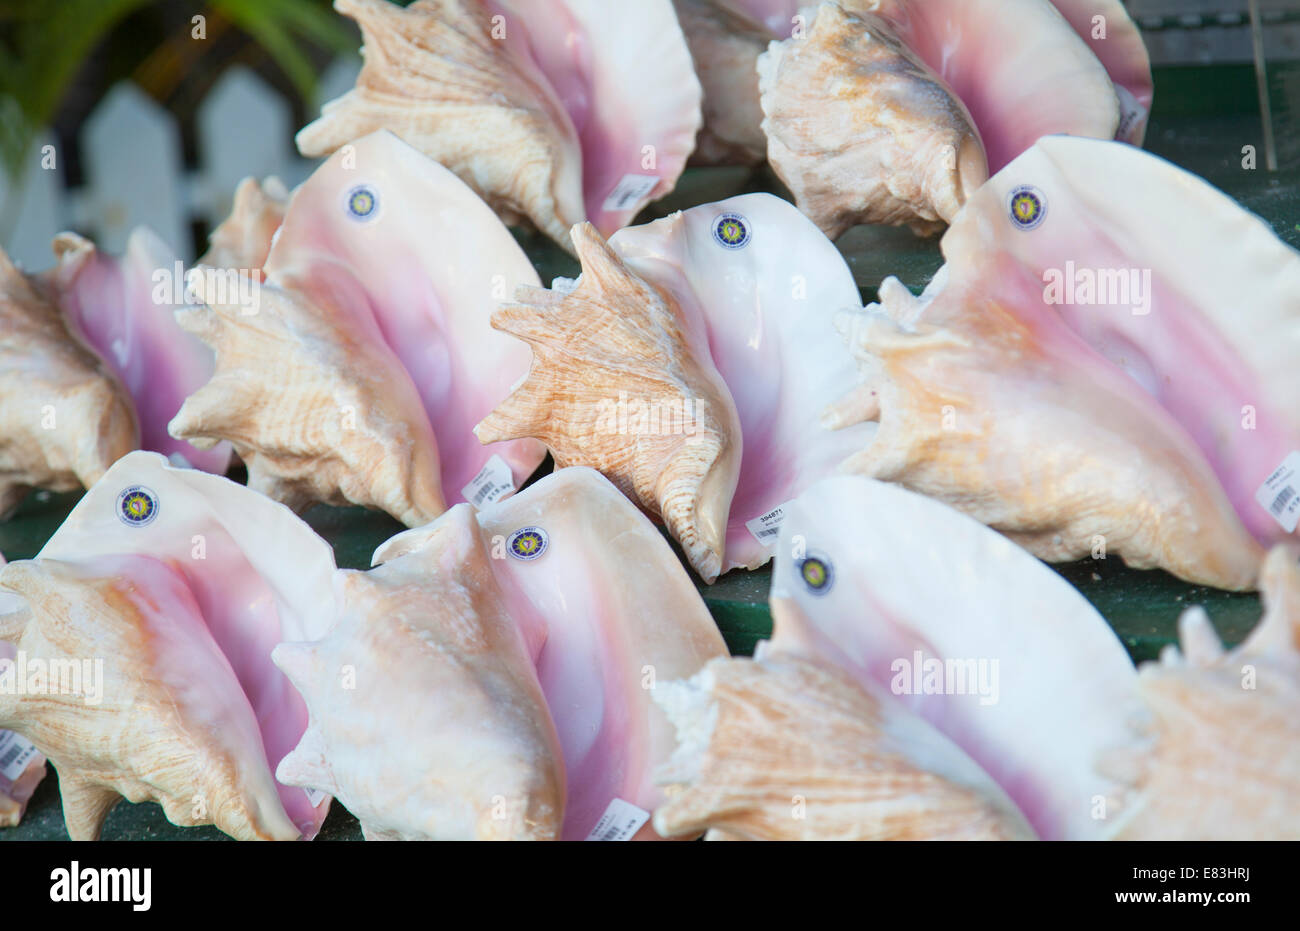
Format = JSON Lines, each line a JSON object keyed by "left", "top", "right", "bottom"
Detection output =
{"left": 771, "top": 473, "right": 1141, "bottom": 840}
{"left": 610, "top": 192, "right": 872, "bottom": 574}
{"left": 20, "top": 451, "right": 342, "bottom": 838}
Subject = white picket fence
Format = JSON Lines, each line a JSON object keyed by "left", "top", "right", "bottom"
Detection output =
{"left": 0, "top": 56, "right": 361, "bottom": 272}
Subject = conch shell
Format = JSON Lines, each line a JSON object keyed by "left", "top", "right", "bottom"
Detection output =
{"left": 197, "top": 176, "right": 289, "bottom": 272}
{"left": 475, "top": 223, "right": 742, "bottom": 582}
{"left": 1102, "top": 544, "right": 1300, "bottom": 840}
{"left": 172, "top": 130, "right": 545, "bottom": 525}
{"left": 652, "top": 648, "right": 1035, "bottom": 840}
{"left": 665, "top": 474, "right": 1138, "bottom": 840}
{"left": 298, "top": 0, "right": 702, "bottom": 249}
{"left": 758, "top": 2, "right": 986, "bottom": 237}
{"left": 847, "top": 0, "right": 1121, "bottom": 174}
{"left": 673, "top": 0, "right": 770, "bottom": 166}
{"left": 276, "top": 467, "right": 729, "bottom": 840}
{"left": 0, "top": 247, "right": 137, "bottom": 516}
{"left": 274, "top": 505, "right": 566, "bottom": 840}
{"left": 478, "top": 193, "right": 872, "bottom": 579}
{"left": 41, "top": 228, "right": 230, "bottom": 474}
{"left": 832, "top": 135, "right": 1300, "bottom": 590}
{"left": 0, "top": 452, "right": 340, "bottom": 840}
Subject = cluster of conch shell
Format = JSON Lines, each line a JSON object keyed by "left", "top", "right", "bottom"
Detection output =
{"left": 651, "top": 476, "right": 1300, "bottom": 841}
{"left": 3, "top": 0, "right": 1298, "bottom": 845}
{"left": 297, "top": 0, "right": 703, "bottom": 251}
{"left": 0, "top": 452, "right": 725, "bottom": 840}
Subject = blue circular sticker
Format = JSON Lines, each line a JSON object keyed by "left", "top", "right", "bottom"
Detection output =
{"left": 1008, "top": 185, "right": 1046, "bottom": 231}
{"left": 796, "top": 552, "right": 833, "bottom": 596}
{"left": 507, "top": 526, "right": 549, "bottom": 561}
{"left": 117, "top": 485, "right": 159, "bottom": 527}
{"left": 713, "top": 213, "right": 751, "bottom": 250}
{"left": 344, "top": 185, "right": 379, "bottom": 221}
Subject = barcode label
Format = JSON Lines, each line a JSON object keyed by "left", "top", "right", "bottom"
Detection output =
{"left": 0, "top": 729, "right": 39, "bottom": 781}
{"left": 584, "top": 798, "right": 650, "bottom": 841}
{"left": 304, "top": 787, "right": 327, "bottom": 807}
{"left": 461, "top": 454, "right": 516, "bottom": 509}
{"left": 745, "top": 500, "right": 795, "bottom": 546}
{"left": 601, "top": 174, "right": 660, "bottom": 213}
{"left": 1256, "top": 451, "right": 1300, "bottom": 533}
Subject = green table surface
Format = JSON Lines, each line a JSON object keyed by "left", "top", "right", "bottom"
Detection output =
{"left": 2, "top": 63, "right": 1296, "bottom": 840}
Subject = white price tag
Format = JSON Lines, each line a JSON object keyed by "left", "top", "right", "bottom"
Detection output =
{"left": 1114, "top": 85, "right": 1146, "bottom": 140}
{"left": 584, "top": 798, "right": 650, "bottom": 841}
{"left": 601, "top": 174, "right": 660, "bottom": 213}
{"left": 462, "top": 454, "right": 517, "bottom": 509}
{"left": 0, "top": 729, "right": 39, "bottom": 782}
{"left": 745, "top": 500, "right": 795, "bottom": 547}
{"left": 1256, "top": 451, "right": 1300, "bottom": 533}
{"left": 303, "top": 787, "right": 328, "bottom": 807}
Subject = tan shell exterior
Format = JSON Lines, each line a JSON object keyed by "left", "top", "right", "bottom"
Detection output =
{"left": 758, "top": 3, "right": 986, "bottom": 238}
{"left": 168, "top": 267, "right": 446, "bottom": 526}
{"left": 653, "top": 653, "right": 1035, "bottom": 840}
{"left": 832, "top": 280, "right": 1264, "bottom": 591}
{"left": 474, "top": 223, "right": 741, "bottom": 582}
{"left": 197, "top": 176, "right": 289, "bottom": 272}
{"left": 0, "top": 247, "right": 138, "bottom": 515}
{"left": 0, "top": 559, "right": 300, "bottom": 841}
{"left": 1104, "top": 545, "right": 1300, "bottom": 839}
{"left": 675, "top": 0, "right": 769, "bottom": 166}
{"left": 296, "top": 0, "right": 584, "bottom": 249}
{"left": 274, "top": 505, "right": 565, "bottom": 841}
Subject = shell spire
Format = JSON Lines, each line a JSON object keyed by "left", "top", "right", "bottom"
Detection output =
{"left": 758, "top": 2, "right": 986, "bottom": 237}
{"left": 475, "top": 223, "right": 742, "bottom": 582}
{"left": 198, "top": 176, "right": 289, "bottom": 272}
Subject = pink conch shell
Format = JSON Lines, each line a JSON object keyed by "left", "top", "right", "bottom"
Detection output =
{"left": 0, "top": 554, "right": 47, "bottom": 828}
{"left": 297, "top": 0, "right": 702, "bottom": 248}
{"left": 0, "top": 247, "right": 137, "bottom": 515}
{"left": 857, "top": 0, "right": 1120, "bottom": 173}
{"left": 480, "top": 193, "right": 871, "bottom": 578}
{"left": 171, "top": 130, "right": 546, "bottom": 523}
{"left": 0, "top": 451, "right": 340, "bottom": 840}
{"left": 674, "top": 0, "right": 770, "bottom": 166}
{"left": 1101, "top": 545, "right": 1300, "bottom": 840}
{"left": 370, "top": 467, "right": 730, "bottom": 840}
{"left": 197, "top": 176, "right": 289, "bottom": 272}
{"left": 832, "top": 136, "right": 1299, "bottom": 590}
{"left": 39, "top": 229, "right": 231, "bottom": 474}
{"left": 273, "top": 505, "right": 566, "bottom": 840}
{"left": 765, "top": 475, "right": 1141, "bottom": 840}
{"left": 651, "top": 647, "right": 1036, "bottom": 840}
{"left": 1046, "top": 0, "right": 1153, "bottom": 144}
{"left": 757, "top": 2, "right": 987, "bottom": 237}
{"left": 474, "top": 223, "right": 742, "bottom": 582}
